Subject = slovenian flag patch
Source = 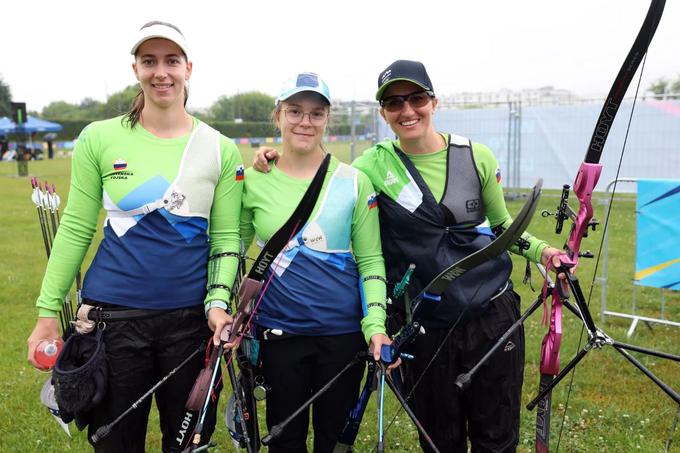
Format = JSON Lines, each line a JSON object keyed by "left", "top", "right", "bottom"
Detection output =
{"left": 235, "top": 164, "right": 245, "bottom": 181}
{"left": 113, "top": 159, "right": 127, "bottom": 171}
{"left": 367, "top": 193, "right": 378, "bottom": 210}
{"left": 496, "top": 167, "right": 502, "bottom": 183}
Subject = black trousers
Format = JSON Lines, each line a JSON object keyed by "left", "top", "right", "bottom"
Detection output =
{"left": 403, "top": 290, "right": 525, "bottom": 453}
{"left": 87, "top": 305, "right": 219, "bottom": 453}
{"left": 259, "top": 332, "right": 366, "bottom": 453}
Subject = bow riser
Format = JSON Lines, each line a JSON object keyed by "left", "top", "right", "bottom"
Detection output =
{"left": 564, "top": 162, "right": 603, "bottom": 264}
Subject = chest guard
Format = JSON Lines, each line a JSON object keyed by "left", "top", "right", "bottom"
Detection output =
{"left": 378, "top": 135, "right": 512, "bottom": 327}
{"left": 107, "top": 122, "right": 221, "bottom": 220}
{"left": 262, "top": 162, "right": 358, "bottom": 278}
{"left": 297, "top": 162, "right": 357, "bottom": 253}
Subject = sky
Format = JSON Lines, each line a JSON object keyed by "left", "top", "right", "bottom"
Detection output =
{"left": 1, "top": 0, "right": 678, "bottom": 112}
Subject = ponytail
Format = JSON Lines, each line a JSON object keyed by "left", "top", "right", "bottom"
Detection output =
{"left": 123, "top": 84, "right": 189, "bottom": 129}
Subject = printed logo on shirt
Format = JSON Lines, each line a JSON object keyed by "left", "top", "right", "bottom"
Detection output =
{"left": 235, "top": 164, "right": 245, "bottom": 181}
{"left": 367, "top": 193, "right": 378, "bottom": 210}
{"left": 465, "top": 198, "right": 481, "bottom": 213}
{"left": 496, "top": 167, "right": 502, "bottom": 184}
{"left": 110, "top": 159, "right": 133, "bottom": 180}
{"left": 384, "top": 171, "right": 399, "bottom": 186}
{"left": 113, "top": 159, "right": 127, "bottom": 171}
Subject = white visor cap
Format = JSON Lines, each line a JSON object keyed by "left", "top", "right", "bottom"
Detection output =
{"left": 130, "top": 22, "right": 188, "bottom": 58}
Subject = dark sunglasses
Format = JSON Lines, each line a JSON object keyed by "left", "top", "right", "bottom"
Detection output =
{"left": 379, "top": 90, "right": 434, "bottom": 112}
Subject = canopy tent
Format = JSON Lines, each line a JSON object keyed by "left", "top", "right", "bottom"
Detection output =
{"left": 0, "top": 116, "right": 63, "bottom": 135}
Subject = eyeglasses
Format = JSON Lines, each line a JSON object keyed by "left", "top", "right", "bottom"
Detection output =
{"left": 379, "top": 91, "right": 434, "bottom": 112}
{"left": 284, "top": 107, "right": 328, "bottom": 126}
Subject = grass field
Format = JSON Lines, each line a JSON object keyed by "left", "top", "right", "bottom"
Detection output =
{"left": 0, "top": 143, "right": 678, "bottom": 452}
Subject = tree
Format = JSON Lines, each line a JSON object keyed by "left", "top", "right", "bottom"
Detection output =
{"left": 42, "top": 101, "right": 80, "bottom": 120}
{"left": 647, "top": 76, "right": 680, "bottom": 100}
{"left": 209, "top": 95, "right": 235, "bottom": 121}
{"left": 42, "top": 85, "right": 139, "bottom": 121}
{"left": 647, "top": 78, "right": 668, "bottom": 99}
{"left": 208, "top": 91, "right": 275, "bottom": 122}
{"left": 671, "top": 77, "right": 680, "bottom": 99}
{"left": 0, "top": 76, "right": 12, "bottom": 118}
{"left": 104, "top": 85, "right": 139, "bottom": 116}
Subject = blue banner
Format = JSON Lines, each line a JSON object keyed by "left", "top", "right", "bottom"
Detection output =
{"left": 635, "top": 179, "right": 680, "bottom": 290}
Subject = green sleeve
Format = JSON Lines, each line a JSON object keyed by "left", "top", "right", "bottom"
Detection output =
{"left": 37, "top": 124, "right": 103, "bottom": 317}
{"left": 352, "top": 170, "right": 387, "bottom": 343}
{"left": 239, "top": 174, "right": 256, "bottom": 252}
{"left": 204, "top": 137, "right": 244, "bottom": 308}
{"left": 473, "top": 142, "right": 548, "bottom": 263}
{"left": 353, "top": 145, "right": 386, "bottom": 194}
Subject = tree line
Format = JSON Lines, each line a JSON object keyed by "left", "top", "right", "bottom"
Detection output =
{"left": 0, "top": 76, "right": 368, "bottom": 139}
{"left": 38, "top": 85, "right": 277, "bottom": 123}
{"left": 5, "top": 73, "right": 678, "bottom": 139}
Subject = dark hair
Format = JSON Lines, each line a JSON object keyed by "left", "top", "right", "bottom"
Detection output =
{"left": 124, "top": 21, "right": 188, "bottom": 129}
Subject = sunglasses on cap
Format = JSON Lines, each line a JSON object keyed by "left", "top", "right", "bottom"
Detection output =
{"left": 379, "top": 90, "right": 434, "bottom": 112}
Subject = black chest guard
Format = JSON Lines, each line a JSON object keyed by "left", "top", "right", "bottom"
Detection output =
{"left": 378, "top": 136, "right": 512, "bottom": 327}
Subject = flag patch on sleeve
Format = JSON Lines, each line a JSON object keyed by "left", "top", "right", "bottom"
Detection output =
{"left": 367, "top": 193, "right": 378, "bottom": 210}
{"left": 235, "top": 164, "right": 245, "bottom": 181}
{"left": 496, "top": 167, "right": 502, "bottom": 183}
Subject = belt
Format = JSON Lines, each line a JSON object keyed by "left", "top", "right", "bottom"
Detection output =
{"left": 86, "top": 306, "right": 171, "bottom": 322}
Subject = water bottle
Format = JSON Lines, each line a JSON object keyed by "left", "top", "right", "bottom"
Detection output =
{"left": 35, "top": 339, "right": 63, "bottom": 369}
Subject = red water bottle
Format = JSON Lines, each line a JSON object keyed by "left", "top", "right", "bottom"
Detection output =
{"left": 35, "top": 339, "right": 63, "bottom": 369}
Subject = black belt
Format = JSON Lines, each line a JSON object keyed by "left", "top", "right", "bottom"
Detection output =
{"left": 86, "top": 306, "right": 172, "bottom": 322}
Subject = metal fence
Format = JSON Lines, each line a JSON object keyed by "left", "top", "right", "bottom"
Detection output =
{"left": 342, "top": 97, "right": 680, "bottom": 192}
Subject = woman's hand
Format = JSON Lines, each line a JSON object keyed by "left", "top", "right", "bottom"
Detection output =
{"left": 27, "top": 317, "right": 60, "bottom": 370}
{"left": 207, "top": 307, "right": 234, "bottom": 347}
{"left": 540, "top": 246, "right": 572, "bottom": 283}
{"left": 252, "top": 147, "right": 280, "bottom": 173}
{"left": 369, "top": 333, "right": 401, "bottom": 370}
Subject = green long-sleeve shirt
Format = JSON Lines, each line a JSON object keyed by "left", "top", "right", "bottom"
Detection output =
{"left": 241, "top": 156, "right": 387, "bottom": 342}
{"left": 353, "top": 134, "right": 548, "bottom": 263}
{"left": 37, "top": 116, "right": 243, "bottom": 317}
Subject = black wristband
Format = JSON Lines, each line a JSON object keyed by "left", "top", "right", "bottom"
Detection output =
{"left": 208, "top": 252, "right": 241, "bottom": 261}
{"left": 207, "top": 284, "right": 231, "bottom": 292}
{"left": 362, "top": 275, "right": 387, "bottom": 284}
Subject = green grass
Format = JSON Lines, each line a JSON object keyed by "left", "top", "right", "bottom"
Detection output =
{"left": 0, "top": 148, "right": 678, "bottom": 452}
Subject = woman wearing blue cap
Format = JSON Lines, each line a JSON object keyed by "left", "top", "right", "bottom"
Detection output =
{"left": 240, "top": 72, "right": 391, "bottom": 452}
{"left": 26, "top": 21, "right": 242, "bottom": 451}
{"left": 254, "top": 61, "right": 563, "bottom": 452}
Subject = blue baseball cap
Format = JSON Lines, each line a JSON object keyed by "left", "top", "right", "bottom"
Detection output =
{"left": 276, "top": 72, "right": 331, "bottom": 105}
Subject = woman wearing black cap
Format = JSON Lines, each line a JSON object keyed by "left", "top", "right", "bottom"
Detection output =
{"left": 26, "top": 21, "right": 242, "bottom": 451}
{"left": 254, "top": 60, "right": 562, "bottom": 452}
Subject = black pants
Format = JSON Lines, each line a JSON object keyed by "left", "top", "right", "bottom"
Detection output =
{"left": 259, "top": 332, "right": 366, "bottom": 453}
{"left": 87, "top": 305, "right": 219, "bottom": 453}
{"left": 403, "top": 290, "right": 525, "bottom": 453}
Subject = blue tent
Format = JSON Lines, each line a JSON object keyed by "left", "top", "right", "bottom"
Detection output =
{"left": 0, "top": 116, "right": 63, "bottom": 135}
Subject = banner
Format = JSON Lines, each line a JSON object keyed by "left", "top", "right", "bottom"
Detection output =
{"left": 634, "top": 179, "right": 680, "bottom": 290}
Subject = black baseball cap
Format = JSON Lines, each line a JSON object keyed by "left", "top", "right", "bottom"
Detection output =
{"left": 375, "top": 60, "right": 434, "bottom": 100}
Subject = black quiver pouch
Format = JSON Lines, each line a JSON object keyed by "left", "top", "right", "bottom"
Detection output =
{"left": 52, "top": 328, "right": 108, "bottom": 430}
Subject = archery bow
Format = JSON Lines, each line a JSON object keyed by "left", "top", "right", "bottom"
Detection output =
{"left": 532, "top": 1, "right": 666, "bottom": 451}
